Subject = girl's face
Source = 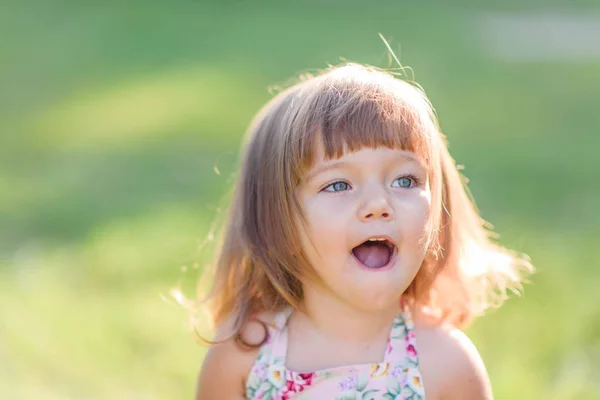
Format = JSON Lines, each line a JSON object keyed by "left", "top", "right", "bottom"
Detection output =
{"left": 297, "top": 144, "right": 432, "bottom": 312}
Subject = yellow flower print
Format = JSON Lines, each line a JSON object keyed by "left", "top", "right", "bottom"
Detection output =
{"left": 406, "top": 367, "right": 425, "bottom": 395}
{"left": 369, "top": 362, "right": 389, "bottom": 378}
{"left": 267, "top": 364, "right": 286, "bottom": 388}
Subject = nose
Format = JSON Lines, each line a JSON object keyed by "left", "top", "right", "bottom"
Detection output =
{"left": 357, "top": 187, "right": 394, "bottom": 222}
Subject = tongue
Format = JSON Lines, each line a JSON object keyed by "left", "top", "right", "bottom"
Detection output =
{"left": 352, "top": 242, "right": 391, "bottom": 269}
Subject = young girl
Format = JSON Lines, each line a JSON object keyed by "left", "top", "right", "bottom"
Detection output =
{"left": 195, "top": 63, "right": 532, "bottom": 399}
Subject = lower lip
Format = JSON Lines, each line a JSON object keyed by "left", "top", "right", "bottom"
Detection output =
{"left": 351, "top": 247, "right": 398, "bottom": 272}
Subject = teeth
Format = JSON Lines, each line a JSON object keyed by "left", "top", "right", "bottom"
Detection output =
{"left": 368, "top": 238, "right": 387, "bottom": 241}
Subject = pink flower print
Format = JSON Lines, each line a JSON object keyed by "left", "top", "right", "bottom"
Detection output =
{"left": 405, "top": 344, "right": 417, "bottom": 358}
{"left": 280, "top": 372, "right": 316, "bottom": 398}
{"left": 404, "top": 330, "right": 418, "bottom": 357}
{"left": 386, "top": 337, "right": 393, "bottom": 355}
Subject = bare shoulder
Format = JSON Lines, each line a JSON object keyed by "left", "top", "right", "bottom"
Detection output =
{"left": 195, "top": 311, "right": 277, "bottom": 400}
{"left": 413, "top": 310, "right": 494, "bottom": 400}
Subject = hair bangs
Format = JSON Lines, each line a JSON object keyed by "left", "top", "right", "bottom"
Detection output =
{"left": 290, "top": 68, "right": 435, "bottom": 175}
{"left": 316, "top": 99, "right": 432, "bottom": 162}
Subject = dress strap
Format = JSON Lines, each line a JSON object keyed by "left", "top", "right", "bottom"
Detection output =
{"left": 383, "top": 303, "right": 419, "bottom": 363}
{"left": 267, "top": 307, "right": 293, "bottom": 364}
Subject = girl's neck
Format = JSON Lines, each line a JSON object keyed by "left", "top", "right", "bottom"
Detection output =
{"left": 296, "top": 285, "right": 399, "bottom": 344}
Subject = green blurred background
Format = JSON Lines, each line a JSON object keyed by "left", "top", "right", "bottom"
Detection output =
{"left": 1, "top": 1, "right": 599, "bottom": 399}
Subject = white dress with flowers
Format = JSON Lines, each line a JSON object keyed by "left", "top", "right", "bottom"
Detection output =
{"left": 245, "top": 305, "right": 426, "bottom": 400}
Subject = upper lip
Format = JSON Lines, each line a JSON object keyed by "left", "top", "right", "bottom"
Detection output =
{"left": 352, "top": 234, "right": 397, "bottom": 249}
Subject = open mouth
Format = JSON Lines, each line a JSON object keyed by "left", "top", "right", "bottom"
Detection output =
{"left": 351, "top": 238, "right": 397, "bottom": 269}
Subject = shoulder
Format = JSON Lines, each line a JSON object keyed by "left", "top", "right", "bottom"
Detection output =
{"left": 412, "top": 309, "right": 494, "bottom": 400}
{"left": 195, "top": 311, "right": 277, "bottom": 400}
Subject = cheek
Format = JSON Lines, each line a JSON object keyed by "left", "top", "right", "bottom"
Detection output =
{"left": 398, "top": 195, "right": 432, "bottom": 247}
{"left": 304, "top": 195, "right": 344, "bottom": 217}
{"left": 303, "top": 196, "right": 347, "bottom": 231}
{"left": 301, "top": 198, "right": 350, "bottom": 259}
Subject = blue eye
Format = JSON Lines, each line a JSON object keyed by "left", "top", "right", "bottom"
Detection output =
{"left": 392, "top": 176, "right": 415, "bottom": 188}
{"left": 323, "top": 181, "right": 350, "bottom": 192}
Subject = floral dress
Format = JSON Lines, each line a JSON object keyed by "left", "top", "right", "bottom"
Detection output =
{"left": 245, "top": 305, "right": 426, "bottom": 400}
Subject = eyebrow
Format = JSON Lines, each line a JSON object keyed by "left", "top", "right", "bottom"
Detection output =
{"left": 304, "top": 160, "right": 350, "bottom": 182}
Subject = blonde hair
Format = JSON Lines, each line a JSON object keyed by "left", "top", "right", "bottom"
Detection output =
{"left": 199, "top": 63, "right": 532, "bottom": 339}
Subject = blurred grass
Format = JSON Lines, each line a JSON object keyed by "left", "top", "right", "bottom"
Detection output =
{"left": 1, "top": 1, "right": 599, "bottom": 399}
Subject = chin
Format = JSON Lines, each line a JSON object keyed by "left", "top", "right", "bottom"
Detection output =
{"left": 349, "top": 287, "right": 405, "bottom": 313}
